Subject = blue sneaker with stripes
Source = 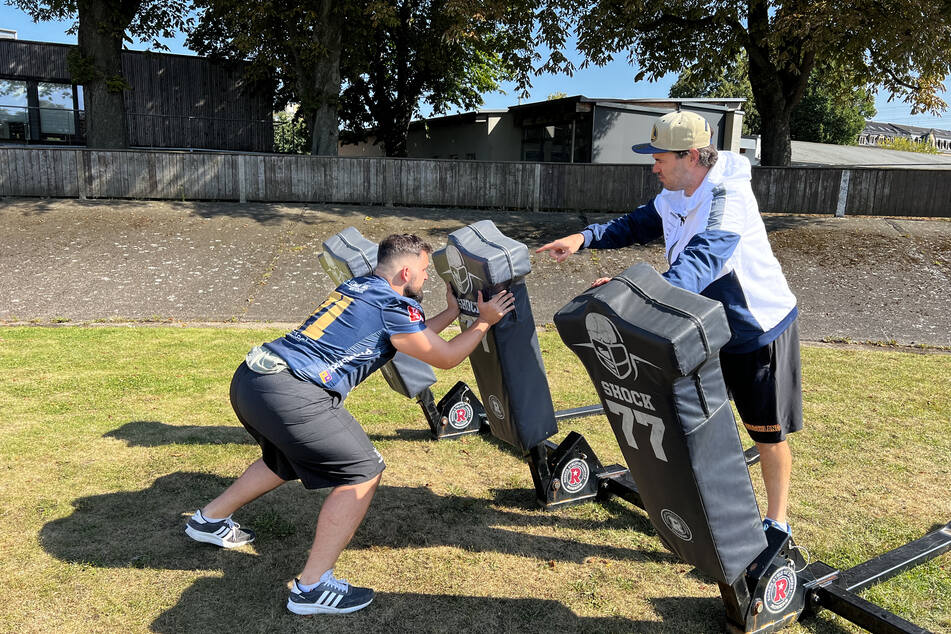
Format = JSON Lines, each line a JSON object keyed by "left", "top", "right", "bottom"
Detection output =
{"left": 287, "top": 574, "right": 375, "bottom": 615}
{"left": 184, "top": 510, "right": 255, "bottom": 548}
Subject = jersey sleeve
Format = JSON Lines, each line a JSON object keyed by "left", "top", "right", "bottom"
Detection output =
{"left": 382, "top": 298, "right": 428, "bottom": 335}
{"left": 581, "top": 199, "right": 664, "bottom": 249}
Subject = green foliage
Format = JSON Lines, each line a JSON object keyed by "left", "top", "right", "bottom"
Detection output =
{"left": 669, "top": 54, "right": 760, "bottom": 136}
{"left": 878, "top": 136, "right": 941, "bottom": 154}
{"left": 500, "top": 0, "right": 951, "bottom": 165}
{"left": 11, "top": 0, "right": 192, "bottom": 49}
{"left": 790, "top": 81, "right": 875, "bottom": 145}
{"left": 65, "top": 49, "right": 101, "bottom": 84}
{"left": 671, "top": 54, "right": 876, "bottom": 145}
{"left": 338, "top": 2, "right": 515, "bottom": 156}
{"left": 104, "top": 74, "right": 131, "bottom": 94}
{"left": 189, "top": 0, "right": 517, "bottom": 157}
{"left": 273, "top": 110, "right": 309, "bottom": 154}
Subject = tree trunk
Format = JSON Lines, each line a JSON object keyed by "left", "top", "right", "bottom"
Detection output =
{"left": 382, "top": 113, "right": 411, "bottom": 157}
{"left": 76, "top": 0, "right": 134, "bottom": 149}
{"left": 303, "top": 0, "right": 342, "bottom": 156}
{"left": 747, "top": 51, "right": 794, "bottom": 166}
{"left": 756, "top": 102, "right": 793, "bottom": 166}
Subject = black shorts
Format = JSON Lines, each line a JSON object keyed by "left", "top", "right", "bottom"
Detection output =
{"left": 229, "top": 362, "right": 385, "bottom": 489}
{"left": 720, "top": 319, "right": 803, "bottom": 444}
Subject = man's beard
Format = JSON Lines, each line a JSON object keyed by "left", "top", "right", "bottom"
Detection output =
{"left": 405, "top": 285, "right": 424, "bottom": 302}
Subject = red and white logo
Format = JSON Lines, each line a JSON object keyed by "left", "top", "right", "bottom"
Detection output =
{"left": 765, "top": 565, "right": 798, "bottom": 614}
{"left": 560, "top": 458, "right": 590, "bottom": 494}
{"left": 448, "top": 402, "right": 474, "bottom": 430}
{"left": 407, "top": 306, "right": 423, "bottom": 322}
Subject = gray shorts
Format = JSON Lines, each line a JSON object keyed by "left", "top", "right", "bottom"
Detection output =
{"left": 229, "top": 362, "right": 385, "bottom": 489}
{"left": 720, "top": 319, "right": 803, "bottom": 444}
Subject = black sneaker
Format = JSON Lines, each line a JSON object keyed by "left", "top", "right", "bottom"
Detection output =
{"left": 286, "top": 575, "right": 375, "bottom": 615}
{"left": 184, "top": 511, "right": 255, "bottom": 548}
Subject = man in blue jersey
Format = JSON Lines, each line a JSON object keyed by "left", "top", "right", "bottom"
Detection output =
{"left": 538, "top": 111, "right": 801, "bottom": 537}
{"left": 185, "top": 234, "right": 514, "bottom": 615}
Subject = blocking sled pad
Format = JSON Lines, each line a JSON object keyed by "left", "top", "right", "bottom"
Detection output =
{"left": 319, "top": 227, "right": 437, "bottom": 399}
{"left": 433, "top": 220, "right": 557, "bottom": 453}
{"left": 554, "top": 262, "right": 766, "bottom": 585}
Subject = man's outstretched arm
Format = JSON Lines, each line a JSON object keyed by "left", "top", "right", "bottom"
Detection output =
{"left": 537, "top": 201, "right": 663, "bottom": 262}
{"left": 391, "top": 290, "right": 514, "bottom": 369}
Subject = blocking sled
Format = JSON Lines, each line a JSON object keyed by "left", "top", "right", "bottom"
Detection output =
{"left": 318, "top": 227, "right": 486, "bottom": 439}
{"left": 555, "top": 261, "right": 951, "bottom": 632}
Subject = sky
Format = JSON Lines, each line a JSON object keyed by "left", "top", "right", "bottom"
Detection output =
{"left": 4, "top": 5, "right": 950, "bottom": 130}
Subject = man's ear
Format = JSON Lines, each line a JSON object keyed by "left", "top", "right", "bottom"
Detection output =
{"left": 689, "top": 148, "right": 701, "bottom": 164}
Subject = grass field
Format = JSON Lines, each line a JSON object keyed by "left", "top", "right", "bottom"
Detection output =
{"left": 0, "top": 326, "right": 949, "bottom": 633}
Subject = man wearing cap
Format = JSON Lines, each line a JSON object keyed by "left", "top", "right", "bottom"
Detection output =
{"left": 538, "top": 110, "right": 801, "bottom": 536}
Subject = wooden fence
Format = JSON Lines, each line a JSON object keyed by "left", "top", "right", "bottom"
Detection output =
{"left": 1, "top": 147, "right": 949, "bottom": 217}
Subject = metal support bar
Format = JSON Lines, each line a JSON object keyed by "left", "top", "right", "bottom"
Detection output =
{"left": 808, "top": 566, "right": 929, "bottom": 634}
{"left": 596, "top": 467, "right": 644, "bottom": 509}
{"left": 838, "top": 522, "right": 951, "bottom": 592}
{"left": 744, "top": 445, "right": 761, "bottom": 467}
{"left": 554, "top": 403, "right": 604, "bottom": 422}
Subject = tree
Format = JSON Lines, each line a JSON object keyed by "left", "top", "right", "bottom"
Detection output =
{"left": 669, "top": 54, "right": 760, "bottom": 136}
{"left": 188, "top": 0, "right": 351, "bottom": 155}
{"left": 790, "top": 82, "right": 876, "bottom": 146}
{"left": 11, "top": 0, "right": 191, "bottom": 148}
{"left": 190, "top": 0, "right": 515, "bottom": 157}
{"left": 670, "top": 54, "right": 876, "bottom": 145}
{"left": 495, "top": 0, "right": 951, "bottom": 166}
{"left": 337, "top": 0, "right": 514, "bottom": 156}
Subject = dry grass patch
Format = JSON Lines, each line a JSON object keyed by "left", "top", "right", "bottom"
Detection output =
{"left": 0, "top": 326, "right": 948, "bottom": 633}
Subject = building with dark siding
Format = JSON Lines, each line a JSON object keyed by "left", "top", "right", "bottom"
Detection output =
{"left": 0, "top": 39, "right": 273, "bottom": 152}
{"left": 340, "top": 96, "right": 745, "bottom": 164}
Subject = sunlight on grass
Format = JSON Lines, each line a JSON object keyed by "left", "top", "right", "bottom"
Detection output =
{"left": 0, "top": 327, "right": 948, "bottom": 633}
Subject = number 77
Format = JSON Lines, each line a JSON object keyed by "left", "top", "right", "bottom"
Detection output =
{"left": 605, "top": 399, "right": 668, "bottom": 462}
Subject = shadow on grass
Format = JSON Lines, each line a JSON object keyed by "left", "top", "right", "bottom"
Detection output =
{"left": 105, "top": 420, "right": 254, "bottom": 446}
{"left": 39, "top": 472, "right": 668, "bottom": 570}
{"left": 38, "top": 471, "right": 861, "bottom": 633}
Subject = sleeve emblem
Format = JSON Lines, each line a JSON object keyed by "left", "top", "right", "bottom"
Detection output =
{"left": 407, "top": 306, "right": 423, "bottom": 322}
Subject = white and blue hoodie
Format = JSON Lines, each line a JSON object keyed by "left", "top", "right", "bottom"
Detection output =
{"left": 580, "top": 151, "right": 797, "bottom": 354}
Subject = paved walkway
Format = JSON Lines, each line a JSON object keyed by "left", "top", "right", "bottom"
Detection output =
{"left": 1, "top": 197, "right": 949, "bottom": 347}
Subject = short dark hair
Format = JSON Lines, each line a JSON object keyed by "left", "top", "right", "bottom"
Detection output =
{"left": 377, "top": 234, "right": 432, "bottom": 268}
{"left": 675, "top": 144, "right": 718, "bottom": 167}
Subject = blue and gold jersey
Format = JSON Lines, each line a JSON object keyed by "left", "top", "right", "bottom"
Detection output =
{"left": 263, "top": 275, "right": 426, "bottom": 399}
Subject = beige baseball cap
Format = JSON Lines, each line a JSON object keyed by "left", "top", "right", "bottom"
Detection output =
{"left": 632, "top": 111, "right": 712, "bottom": 154}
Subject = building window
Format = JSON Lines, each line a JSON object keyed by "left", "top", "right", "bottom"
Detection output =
{"left": 0, "top": 79, "right": 83, "bottom": 144}
{"left": 0, "top": 79, "right": 30, "bottom": 141}
{"left": 522, "top": 124, "right": 573, "bottom": 162}
{"left": 38, "top": 82, "right": 77, "bottom": 140}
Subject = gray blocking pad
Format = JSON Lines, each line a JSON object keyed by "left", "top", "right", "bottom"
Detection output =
{"left": 319, "top": 227, "right": 378, "bottom": 282}
{"left": 554, "top": 262, "right": 766, "bottom": 585}
{"left": 433, "top": 220, "right": 558, "bottom": 453}
{"left": 318, "top": 227, "right": 437, "bottom": 400}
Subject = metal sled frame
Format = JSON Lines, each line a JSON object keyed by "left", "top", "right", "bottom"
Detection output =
{"left": 534, "top": 413, "right": 951, "bottom": 632}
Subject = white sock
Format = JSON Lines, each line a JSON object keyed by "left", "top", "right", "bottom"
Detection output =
{"left": 297, "top": 569, "right": 334, "bottom": 592}
{"left": 195, "top": 509, "right": 229, "bottom": 523}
